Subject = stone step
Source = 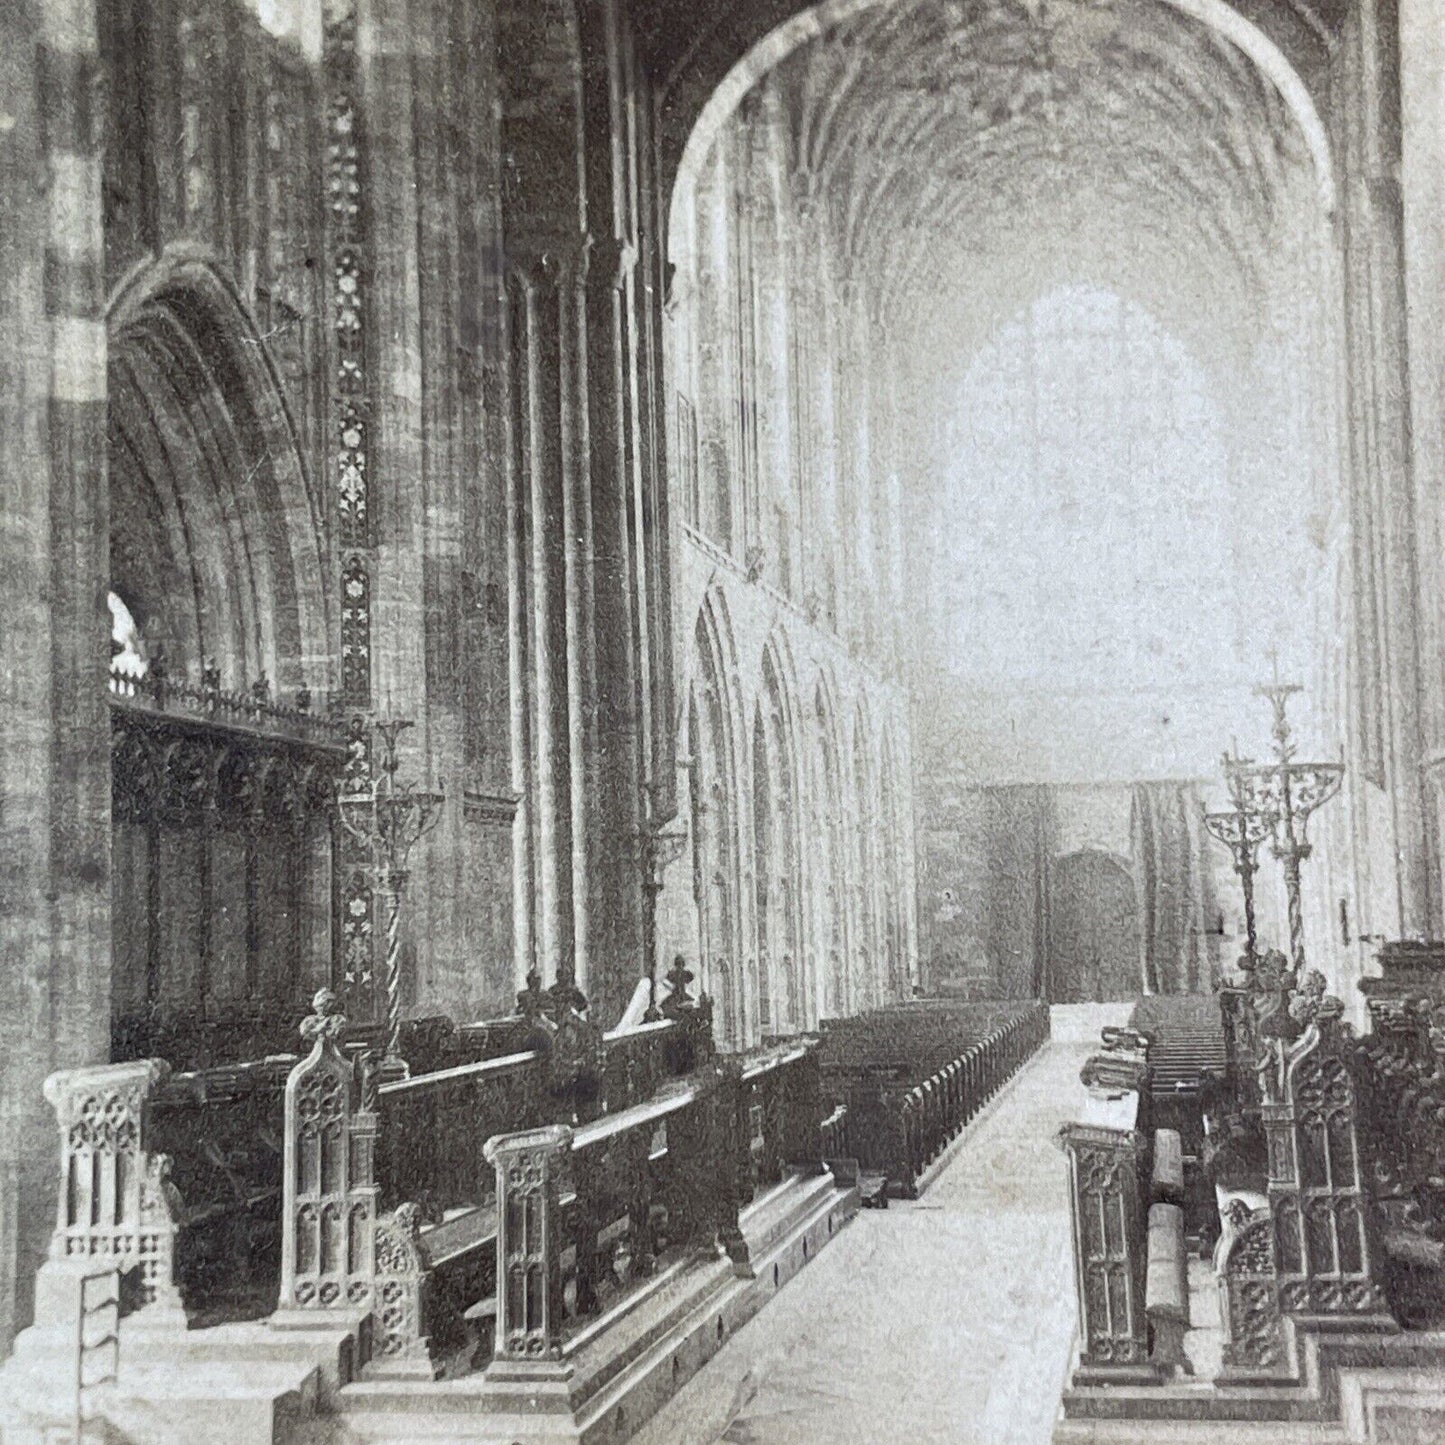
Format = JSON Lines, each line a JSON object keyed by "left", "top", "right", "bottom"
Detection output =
{"left": 138, "top": 1314, "right": 368, "bottom": 1403}
{"left": 1054, "top": 1418, "right": 1348, "bottom": 1443}
{"left": 294, "top": 1414, "right": 521, "bottom": 1445}
{"left": 101, "top": 1357, "right": 320, "bottom": 1445}
{"left": 1337, "top": 1364, "right": 1445, "bottom": 1443}
{"left": 329, "top": 1176, "right": 860, "bottom": 1445}
{"left": 737, "top": 1168, "right": 838, "bottom": 1261}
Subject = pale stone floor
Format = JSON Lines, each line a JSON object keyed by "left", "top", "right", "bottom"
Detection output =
{"left": 631, "top": 1029, "right": 1117, "bottom": 1445}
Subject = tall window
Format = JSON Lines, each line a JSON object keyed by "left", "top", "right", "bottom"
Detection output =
{"left": 108, "top": 591, "right": 149, "bottom": 684}
{"left": 939, "top": 286, "right": 1234, "bottom": 695}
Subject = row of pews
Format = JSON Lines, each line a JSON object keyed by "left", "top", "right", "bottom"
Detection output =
{"left": 118, "top": 997, "right": 696, "bottom": 1330}
{"left": 10, "top": 981, "right": 1053, "bottom": 1439}
{"left": 14, "top": 964, "right": 855, "bottom": 1442}
{"left": 818, "top": 998, "right": 1051, "bottom": 1199}
{"left": 1056, "top": 957, "right": 1445, "bottom": 1442}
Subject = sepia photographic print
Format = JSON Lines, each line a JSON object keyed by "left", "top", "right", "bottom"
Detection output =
{"left": 2, "top": 0, "right": 1445, "bottom": 1441}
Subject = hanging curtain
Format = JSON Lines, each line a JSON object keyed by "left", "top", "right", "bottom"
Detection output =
{"left": 1129, "top": 782, "right": 1219, "bottom": 994}
{"left": 983, "top": 785, "right": 1056, "bottom": 999}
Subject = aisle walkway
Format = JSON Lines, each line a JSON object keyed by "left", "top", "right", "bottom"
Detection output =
{"left": 631, "top": 1023, "right": 1119, "bottom": 1445}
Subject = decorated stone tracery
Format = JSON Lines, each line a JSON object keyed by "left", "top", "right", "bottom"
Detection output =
{"left": 1058, "top": 1121, "right": 1152, "bottom": 1375}
{"left": 1257, "top": 973, "right": 1388, "bottom": 1322}
{"left": 42, "top": 1058, "right": 186, "bottom": 1324}
{"left": 1217, "top": 1198, "right": 1287, "bottom": 1374}
{"left": 370, "top": 1203, "right": 432, "bottom": 1372}
{"left": 484, "top": 1125, "right": 573, "bottom": 1362}
{"left": 277, "top": 990, "right": 377, "bottom": 1314}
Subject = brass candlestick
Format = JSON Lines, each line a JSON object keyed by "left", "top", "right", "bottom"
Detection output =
{"left": 1204, "top": 748, "right": 1277, "bottom": 972}
{"left": 337, "top": 718, "right": 444, "bottom": 1072}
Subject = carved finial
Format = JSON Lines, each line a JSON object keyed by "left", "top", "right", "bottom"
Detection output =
{"left": 149, "top": 647, "right": 169, "bottom": 706}
{"left": 300, "top": 987, "right": 347, "bottom": 1046}
{"left": 1428, "top": 1002, "right": 1445, "bottom": 1057}
{"left": 662, "top": 955, "right": 696, "bottom": 1016}
{"left": 547, "top": 977, "right": 589, "bottom": 1019}
{"left": 1254, "top": 948, "right": 1293, "bottom": 992}
{"left": 1288, "top": 968, "right": 1341, "bottom": 1028}
{"left": 517, "top": 968, "right": 546, "bottom": 1021}
{"left": 356, "top": 1049, "right": 380, "bottom": 1111}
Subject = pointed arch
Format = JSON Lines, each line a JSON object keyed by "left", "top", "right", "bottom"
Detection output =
{"left": 878, "top": 727, "right": 909, "bottom": 1002}
{"left": 685, "top": 589, "right": 746, "bottom": 1046}
{"left": 106, "top": 249, "right": 330, "bottom": 692}
{"left": 812, "top": 670, "right": 849, "bottom": 1019}
{"left": 104, "top": 248, "right": 336, "bottom": 1055}
{"left": 754, "top": 633, "right": 806, "bottom": 1032}
{"left": 852, "top": 697, "right": 882, "bottom": 1011}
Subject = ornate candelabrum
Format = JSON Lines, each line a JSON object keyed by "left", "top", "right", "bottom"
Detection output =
{"left": 337, "top": 718, "right": 444, "bottom": 1073}
{"left": 1244, "top": 681, "right": 1344, "bottom": 979}
{"left": 1204, "top": 748, "right": 1278, "bottom": 973}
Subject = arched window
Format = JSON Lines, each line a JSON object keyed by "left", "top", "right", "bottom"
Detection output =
{"left": 755, "top": 647, "right": 803, "bottom": 1031}
{"left": 939, "top": 287, "right": 1238, "bottom": 696}
{"left": 853, "top": 714, "right": 879, "bottom": 1011}
{"left": 815, "top": 686, "right": 848, "bottom": 1019}
{"left": 688, "top": 605, "right": 742, "bottom": 1046}
{"left": 108, "top": 590, "right": 149, "bottom": 687}
{"left": 752, "top": 707, "right": 772, "bottom": 1032}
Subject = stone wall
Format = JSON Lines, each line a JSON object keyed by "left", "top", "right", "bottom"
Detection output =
{"left": 0, "top": 0, "right": 682, "bottom": 1349}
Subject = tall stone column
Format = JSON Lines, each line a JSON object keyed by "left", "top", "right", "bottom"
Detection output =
{"left": 571, "top": 0, "right": 691, "bottom": 1024}
{"left": 357, "top": 0, "right": 442, "bottom": 1015}
{"left": 1340, "top": 0, "right": 1435, "bottom": 942}
{"left": 583, "top": 231, "right": 647, "bottom": 1025}
{"left": 0, "top": 0, "right": 110, "bottom": 1350}
{"left": 503, "top": 289, "right": 540, "bottom": 989}
{"left": 1400, "top": 0, "right": 1445, "bottom": 938}
{"left": 507, "top": 252, "right": 585, "bottom": 992}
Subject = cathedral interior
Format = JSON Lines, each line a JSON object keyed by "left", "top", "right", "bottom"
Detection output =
{"left": 4, "top": 0, "right": 1445, "bottom": 1440}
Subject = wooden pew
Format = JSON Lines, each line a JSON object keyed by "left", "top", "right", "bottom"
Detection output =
{"left": 838, "top": 1002, "right": 1051, "bottom": 1197}
{"left": 148, "top": 1056, "right": 293, "bottom": 1324}
{"left": 1061, "top": 1030, "right": 1197, "bottom": 1384}
{"left": 272, "top": 985, "right": 726, "bottom": 1375}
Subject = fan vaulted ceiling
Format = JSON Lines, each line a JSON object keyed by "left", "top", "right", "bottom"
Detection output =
{"left": 767, "top": 0, "right": 1323, "bottom": 313}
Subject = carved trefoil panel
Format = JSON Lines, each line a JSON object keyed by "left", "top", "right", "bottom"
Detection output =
{"left": 371, "top": 1203, "right": 433, "bottom": 1370}
{"left": 484, "top": 1125, "right": 573, "bottom": 1362}
{"left": 1217, "top": 1201, "right": 1288, "bottom": 1374}
{"left": 1058, "top": 1123, "right": 1149, "bottom": 1369}
{"left": 278, "top": 991, "right": 378, "bottom": 1312}
{"left": 42, "top": 1059, "right": 187, "bottom": 1322}
{"left": 1266, "top": 1025, "right": 1389, "bottom": 1319}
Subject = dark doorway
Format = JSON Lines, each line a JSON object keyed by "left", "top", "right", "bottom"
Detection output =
{"left": 1049, "top": 851, "right": 1140, "bottom": 1003}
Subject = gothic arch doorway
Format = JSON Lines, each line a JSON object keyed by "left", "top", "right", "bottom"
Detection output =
{"left": 1048, "top": 850, "right": 1141, "bottom": 1003}
{"left": 106, "top": 256, "right": 340, "bottom": 1066}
